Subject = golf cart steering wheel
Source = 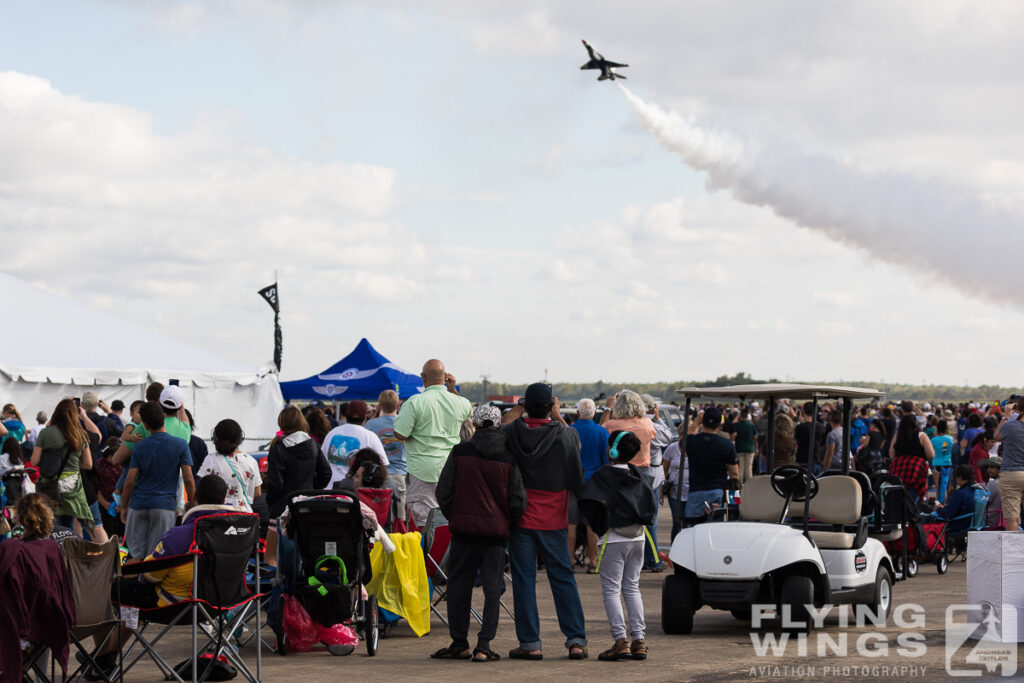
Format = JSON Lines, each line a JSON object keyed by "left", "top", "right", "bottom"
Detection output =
{"left": 770, "top": 465, "right": 819, "bottom": 503}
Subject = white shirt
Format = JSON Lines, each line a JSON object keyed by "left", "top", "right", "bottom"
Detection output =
{"left": 321, "top": 423, "right": 388, "bottom": 486}
{"left": 197, "top": 452, "right": 260, "bottom": 512}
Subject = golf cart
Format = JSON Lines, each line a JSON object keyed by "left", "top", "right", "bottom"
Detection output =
{"left": 662, "top": 384, "right": 897, "bottom": 634}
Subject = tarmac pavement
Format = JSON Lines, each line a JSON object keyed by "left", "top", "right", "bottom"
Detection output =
{"left": 117, "top": 507, "right": 1020, "bottom": 682}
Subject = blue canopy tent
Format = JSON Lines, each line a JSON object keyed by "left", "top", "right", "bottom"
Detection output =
{"left": 279, "top": 338, "right": 423, "bottom": 401}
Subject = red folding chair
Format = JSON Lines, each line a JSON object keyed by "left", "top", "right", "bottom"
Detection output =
{"left": 357, "top": 488, "right": 394, "bottom": 532}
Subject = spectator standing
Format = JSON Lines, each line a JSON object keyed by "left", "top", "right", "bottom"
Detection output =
{"left": 733, "top": 408, "right": 758, "bottom": 483}
{"left": 773, "top": 413, "right": 797, "bottom": 467}
{"left": 794, "top": 402, "right": 827, "bottom": 474}
{"left": 995, "top": 399, "right": 1024, "bottom": 531}
{"left": 265, "top": 405, "right": 332, "bottom": 518}
{"left": 321, "top": 400, "right": 387, "bottom": 487}
{"left": 433, "top": 405, "right": 526, "bottom": 662}
{"left": 503, "top": 383, "right": 587, "bottom": 661}
{"left": 823, "top": 411, "right": 845, "bottom": 470}
{"left": 570, "top": 398, "right": 609, "bottom": 571}
{"left": 183, "top": 409, "right": 209, "bottom": 476}
{"left": 27, "top": 410, "right": 47, "bottom": 445}
{"left": 365, "top": 390, "right": 408, "bottom": 520}
{"left": 579, "top": 431, "right": 657, "bottom": 662}
{"left": 931, "top": 420, "right": 955, "bottom": 503}
{"left": 1, "top": 404, "right": 26, "bottom": 447}
{"left": 684, "top": 407, "right": 739, "bottom": 524}
{"left": 640, "top": 394, "right": 672, "bottom": 571}
{"left": 102, "top": 400, "right": 126, "bottom": 440}
{"left": 80, "top": 391, "right": 109, "bottom": 445}
{"left": 661, "top": 438, "right": 689, "bottom": 538}
{"left": 120, "top": 401, "right": 195, "bottom": 559}
{"left": 197, "top": 419, "right": 261, "bottom": 511}
{"left": 393, "top": 359, "right": 471, "bottom": 527}
{"left": 960, "top": 413, "right": 984, "bottom": 465}
{"left": 30, "top": 398, "right": 106, "bottom": 541}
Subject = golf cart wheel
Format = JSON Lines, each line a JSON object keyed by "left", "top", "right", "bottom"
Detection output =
{"left": 779, "top": 575, "right": 814, "bottom": 634}
{"left": 872, "top": 568, "right": 893, "bottom": 623}
{"left": 936, "top": 553, "right": 949, "bottom": 574}
{"left": 662, "top": 573, "right": 697, "bottom": 634}
{"left": 906, "top": 557, "right": 918, "bottom": 578}
{"left": 364, "top": 595, "right": 379, "bottom": 656}
{"left": 730, "top": 608, "right": 752, "bottom": 621}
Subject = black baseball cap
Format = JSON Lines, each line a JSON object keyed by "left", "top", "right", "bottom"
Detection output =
{"left": 524, "top": 383, "right": 554, "bottom": 410}
{"left": 702, "top": 405, "right": 722, "bottom": 427}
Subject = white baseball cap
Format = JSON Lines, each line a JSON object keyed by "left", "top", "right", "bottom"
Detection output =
{"left": 159, "top": 385, "right": 184, "bottom": 410}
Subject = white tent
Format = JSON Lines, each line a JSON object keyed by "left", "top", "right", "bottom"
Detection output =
{"left": 0, "top": 273, "right": 283, "bottom": 447}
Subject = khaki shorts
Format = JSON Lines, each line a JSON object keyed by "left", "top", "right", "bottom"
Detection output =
{"left": 406, "top": 473, "right": 438, "bottom": 528}
{"left": 1000, "top": 471, "right": 1024, "bottom": 523}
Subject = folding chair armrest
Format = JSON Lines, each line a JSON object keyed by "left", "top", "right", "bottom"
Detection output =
{"left": 121, "top": 551, "right": 197, "bottom": 576}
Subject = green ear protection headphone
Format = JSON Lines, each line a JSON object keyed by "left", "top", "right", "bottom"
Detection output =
{"left": 608, "top": 431, "right": 628, "bottom": 461}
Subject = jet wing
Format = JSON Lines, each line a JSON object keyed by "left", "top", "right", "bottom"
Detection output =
{"left": 580, "top": 60, "right": 600, "bottom": 70}
{"left": 603, "top": 60, "right": 628, "bottom": 68}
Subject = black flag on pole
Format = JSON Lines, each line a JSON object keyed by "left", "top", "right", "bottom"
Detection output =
{"left": 258, "top": 283, "right": 282, "bottom": 371}
{"left": 258, "top": 284, "right": 279, "bottom": 313}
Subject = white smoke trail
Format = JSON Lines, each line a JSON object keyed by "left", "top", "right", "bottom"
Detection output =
{"left": 620, "top": 84, "right": 1021, "bottom": 309}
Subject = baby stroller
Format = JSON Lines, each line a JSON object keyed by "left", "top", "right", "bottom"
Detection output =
{"left": 273, "top": 490, "right": 379, "bottom": 656}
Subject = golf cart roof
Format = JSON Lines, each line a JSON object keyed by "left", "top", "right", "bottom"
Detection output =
{"left": 675, "top": 383, "right": 884, "bottom": 401}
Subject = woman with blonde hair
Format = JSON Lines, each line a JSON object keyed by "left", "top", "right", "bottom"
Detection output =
{"left": 600, "top": 391, "right": 657, "bottom": 468}
{"left": 31, "top": 398, "right": 108, "bottom": 542}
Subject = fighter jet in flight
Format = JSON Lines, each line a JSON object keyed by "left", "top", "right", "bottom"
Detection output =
{"left": 579, "top": 40, "right": 628, "bottom": 81}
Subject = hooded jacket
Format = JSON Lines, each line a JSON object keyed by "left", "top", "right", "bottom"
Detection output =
{"left": 436, "top": 428, "right": 526, "bottom": 544}
{"left": 578, "top": 463, "right": 658, "bottom": 537}
{"left": 502, "top": 418, "right": 583, "bottom": 531}
{"left": 265, "top": 432, "right": 333, "bottom": 518}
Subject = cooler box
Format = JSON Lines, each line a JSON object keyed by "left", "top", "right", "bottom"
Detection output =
{"left": 966, "top": 531, "right": 1024, "bottom": 642}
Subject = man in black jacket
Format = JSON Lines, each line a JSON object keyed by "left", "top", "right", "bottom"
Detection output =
{"left": 434, "top": 405, "right": 526, "bottom": 662}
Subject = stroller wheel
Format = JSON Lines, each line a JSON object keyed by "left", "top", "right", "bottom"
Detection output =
{"left": 936, "top": 553, "right": 949, "bottom": 574}
{"left": 906, "top": 557, "right": 918, "bottom": 578}
{"left": 364, "top": 595, "right": 379, "bottom": 656}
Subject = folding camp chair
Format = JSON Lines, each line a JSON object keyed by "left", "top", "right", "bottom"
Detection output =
{"left": 60, "top": 536, "right": 123, "bottom": 683}
{"left": 421, "top": 508, "right": 514, "bottom": 626}
{"left": 115, "top": 512, "right": 265, "bottom": 683}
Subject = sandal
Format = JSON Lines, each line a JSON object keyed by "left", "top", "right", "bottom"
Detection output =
{"left": 508, "top": 647, "right": 543, "bottom": 660}
{"left": 598, "top": 639, "right": 630, "bottom": 661}
{"left": 568, "top": 645, "right": 589, "bottom": 660}
{"left": 586, "top": 564, "right": 599, "bottom": 574}
{"left": 630, "top": 639, "right": 648, "bottom": 660}
{"left": 431, "top": 645, "right": 472, "bottom": 659}
{"left": 472, "top": 647, "right": 500, "bottom": 662}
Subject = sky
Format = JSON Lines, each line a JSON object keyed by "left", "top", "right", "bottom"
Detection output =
{"left": 2, "top": 1, "right": 1024, "bottom": 387}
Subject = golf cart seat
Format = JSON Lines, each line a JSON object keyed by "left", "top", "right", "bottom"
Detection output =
{"left": 738, "top": 475, "right": 786, "bottom": 522}
{"left": 821, "top": 469, "right": 876, "bottom": 518}
{"left": 790, "top": 476, "right": 865, "bottom": 550}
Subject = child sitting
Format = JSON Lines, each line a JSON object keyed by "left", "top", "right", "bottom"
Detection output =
{"left": 579, "top": 430, "right": 658, "bottom": 661}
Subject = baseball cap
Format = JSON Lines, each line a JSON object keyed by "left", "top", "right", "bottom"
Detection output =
{"left": 346, "top": 400, "right": 368, "bottom": 422}
{"left": 702, "top": 405, "right": 723, "bottom": 427}
{"left": 524, "top": 383, "right": 553, "bottom": 411}
{"left": 159, "top": 385, "right": 184, "bottom": 410}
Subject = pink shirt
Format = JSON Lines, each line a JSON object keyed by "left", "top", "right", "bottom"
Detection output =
{"left": 603, "top": 416, "right": 657, "bottom": 467}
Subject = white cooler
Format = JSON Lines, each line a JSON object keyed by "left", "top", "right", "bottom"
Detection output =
{"left": 966, "top": 531, "right": 1024, "bottom": 642}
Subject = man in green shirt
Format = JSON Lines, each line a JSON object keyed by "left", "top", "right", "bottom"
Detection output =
{"left": 734, "top": 408, "right": 758, "bottom": 484}
{"left": 394, "top": 359, "right": 471, "bottom": 526}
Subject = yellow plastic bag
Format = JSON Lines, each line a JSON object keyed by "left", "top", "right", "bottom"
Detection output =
{"left": 366, "top": 531, "right": 431, "bottom": 636}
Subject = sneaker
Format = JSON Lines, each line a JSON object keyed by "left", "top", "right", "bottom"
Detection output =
{"left": 597, "top": 639, "right": 630, "bottom": 661}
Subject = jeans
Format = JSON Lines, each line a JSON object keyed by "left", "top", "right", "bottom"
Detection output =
{"left": 446, "top": 540, "right": 505, "bottom": 651}
{"left": 599, "top": 540, "right": 645, "bottom": 641}
{"left": 667, "top": 495, "right": 686, "bottom": 539}
{"left": 684, "top": 489, "right": 723, "bottom": 523}
{"left": 508, "top": 526, "right": 587, "bottom": 650}
{"left": 639, "top": 468, "right": 661, "bottom": 568}
{"left": 937, "top": 466, "right": 952, "bottom": 504}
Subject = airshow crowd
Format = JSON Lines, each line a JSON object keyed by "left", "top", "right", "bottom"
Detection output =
{"left": 2, "top": 361, "right": 1024, "bottom": 676}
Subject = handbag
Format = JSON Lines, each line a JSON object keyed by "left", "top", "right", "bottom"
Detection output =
{"left": 39, "top": 444, "right": 70, "bottom": 479}
{"left": 36, "top": 444, "right": 72, "bottom": 506}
